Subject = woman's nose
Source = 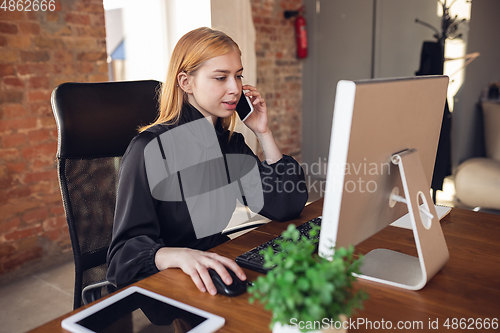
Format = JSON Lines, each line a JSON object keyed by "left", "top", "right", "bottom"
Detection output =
{"left": 227, "top": 78, "right": 241, "bottom": 95}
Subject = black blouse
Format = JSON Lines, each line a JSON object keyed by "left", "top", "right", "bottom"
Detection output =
{"left": 106, "top": 103, "right": 308, "bottom": 287}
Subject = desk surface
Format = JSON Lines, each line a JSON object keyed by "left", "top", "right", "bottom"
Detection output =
{"left": 30, "top": 200, "right": 500, "bottom": 333}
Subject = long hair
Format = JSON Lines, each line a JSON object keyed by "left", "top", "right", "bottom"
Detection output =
{"left": 140, "top": 27, "right": 241, "bottom": 134}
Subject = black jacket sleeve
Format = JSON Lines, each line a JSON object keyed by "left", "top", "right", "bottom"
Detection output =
{"left": 230, "top": 133, "right": 308, "bottom": 221}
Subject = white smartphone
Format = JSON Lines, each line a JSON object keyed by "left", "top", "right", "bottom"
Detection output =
{"left": 236, "top": 91, "right": 254, "bottom": 121}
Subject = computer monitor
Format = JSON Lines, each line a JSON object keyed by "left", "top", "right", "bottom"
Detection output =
{"left": 318, "top": 75, "right": 450, "bottom": 290}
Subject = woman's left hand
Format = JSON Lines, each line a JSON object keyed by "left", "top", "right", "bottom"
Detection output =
{"left": 241, "top": 85, "right": 269, "bottom": 135}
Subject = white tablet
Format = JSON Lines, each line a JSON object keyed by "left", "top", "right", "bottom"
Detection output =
{"left": 61, "top": 286, "right": 225, "bottom": 333}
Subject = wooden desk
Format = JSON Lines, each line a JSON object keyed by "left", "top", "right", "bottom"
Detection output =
{"left": 30, "top": 200, "right": 500, "bottom": 332}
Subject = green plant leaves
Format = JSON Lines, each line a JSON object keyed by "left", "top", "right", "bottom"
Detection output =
{"left": 283, "top": 270, "right": 295, "bottom": 284}
{"left": 296, "top": 277, "right": 310, "bottom": 291}
{"left": 247, "top": 224, "right": 368, "bottom": 332}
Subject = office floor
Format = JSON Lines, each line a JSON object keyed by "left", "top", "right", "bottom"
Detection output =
{"left": 0, "top": 261, "right": 74, "bottom": 333}
{"left": 0, "top": 178, "right": 452, "bottom": 333}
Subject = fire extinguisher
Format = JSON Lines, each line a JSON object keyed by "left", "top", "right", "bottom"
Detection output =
{"left": 285, "top": 7, "right": 308, "bottom": 59}
{"left": 295, "top": 9, "right": 308, "bottom": 59}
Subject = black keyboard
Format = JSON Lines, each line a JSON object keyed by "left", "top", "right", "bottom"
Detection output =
{"left": 235, "top": 217, "right": 322, "bottom": 273}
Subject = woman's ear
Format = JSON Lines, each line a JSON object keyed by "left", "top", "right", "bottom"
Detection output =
{"left": 177, "top": 71, "right": 192, "bottom": 94}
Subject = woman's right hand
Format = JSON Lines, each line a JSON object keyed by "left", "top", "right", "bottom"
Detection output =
{"left": 154, "top": 247, "right": 247, "bottom": 295}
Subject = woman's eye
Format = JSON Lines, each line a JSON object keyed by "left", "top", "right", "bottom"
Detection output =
{"left": 237, "top": 75, "right": 244, "bottom": 80}
{"left": 215, "top": 77, "right": 226, "bottom": 81}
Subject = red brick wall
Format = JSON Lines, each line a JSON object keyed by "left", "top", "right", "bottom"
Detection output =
{"left": 0, "top": 0, "right": 108, "bottom": 281}
{"left": 251, "top": 0, "right": 303, "bottom": 160}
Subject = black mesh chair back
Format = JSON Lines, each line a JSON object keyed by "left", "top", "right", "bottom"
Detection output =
{"left": 51, "top": 80, "right": 161, "bottom": 309}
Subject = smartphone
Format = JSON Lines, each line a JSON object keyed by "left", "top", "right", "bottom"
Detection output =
{"left": 236, "top": 91, "right": 254, "bottom": 121}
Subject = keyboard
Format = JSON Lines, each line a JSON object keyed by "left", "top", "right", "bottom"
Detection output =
{"left": 235, "top": 217, "right": 322, "bottom": 273}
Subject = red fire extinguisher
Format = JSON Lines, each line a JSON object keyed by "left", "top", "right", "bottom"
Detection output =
{"left": 295, "top": 9, "right": 308, "bottom": 59}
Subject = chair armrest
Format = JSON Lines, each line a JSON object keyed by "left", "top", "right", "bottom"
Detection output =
{"left": 82, "top": 280, "right": 112, "bottom": 305}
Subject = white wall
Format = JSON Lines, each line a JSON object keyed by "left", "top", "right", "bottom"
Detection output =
{"left": 164, "top": 0, "right": 212, "bottom": 59}
{"left": 302, "top": 0, "right": 374, "bottom": 175}
{"left": 374, "top": 0, "right": 441, "bottom": 78}
{"left": 120, "top": 0, "right": 169, "bottom": 82}
{"left": 452, "top": 0, "right": 500, "bottom": 167}
{"left": 302, "top": 0, "right": 441, "bottom": 175}
{"left": 103, "top": 8, "right": 124, "bottom": 56}
{"left": 121, "top": 0, "right": 211, "bottom": 82}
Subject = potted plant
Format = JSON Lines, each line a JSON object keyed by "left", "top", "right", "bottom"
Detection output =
{"left": 248, "top": 224, "right": 367, "bottom": 333}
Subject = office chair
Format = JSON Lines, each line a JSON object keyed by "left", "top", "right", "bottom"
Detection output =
{"left": 52, "top": 80, "right": 268, "bottom": 309}
{"left": 51, "top": 80, "right": 161, "bottom": 309}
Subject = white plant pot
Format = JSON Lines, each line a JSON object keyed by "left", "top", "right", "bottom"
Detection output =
{"left": 272, "top": 315, "right": 348, "bottom": 333}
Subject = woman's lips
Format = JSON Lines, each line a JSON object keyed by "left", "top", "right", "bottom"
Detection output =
{"left": 223, "top": 101, "right": 237, "bottom": 110}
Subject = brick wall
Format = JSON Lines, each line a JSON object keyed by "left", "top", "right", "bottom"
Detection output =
{"left": 251, "top": 0, "right": 303, "bottom": 161}
{"left": 0, "top": 0, "right": 108, "bottom": 282}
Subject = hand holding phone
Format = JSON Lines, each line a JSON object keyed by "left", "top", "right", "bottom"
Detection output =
{"left": 236, "top": 91, "right": 254, "bottom": 122}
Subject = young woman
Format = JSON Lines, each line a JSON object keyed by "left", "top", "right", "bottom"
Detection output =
{"left": 107, "top": 27, "right": 308, "bottom": 296}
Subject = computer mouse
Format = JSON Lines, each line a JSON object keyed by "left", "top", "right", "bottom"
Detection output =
{"left": 208, "top": 268, "right": 248, "bottom": 297}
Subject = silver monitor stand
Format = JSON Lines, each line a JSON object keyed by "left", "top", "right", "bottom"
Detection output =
{"left": 356, "top": 149, "right": 449, "bottom": 290}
